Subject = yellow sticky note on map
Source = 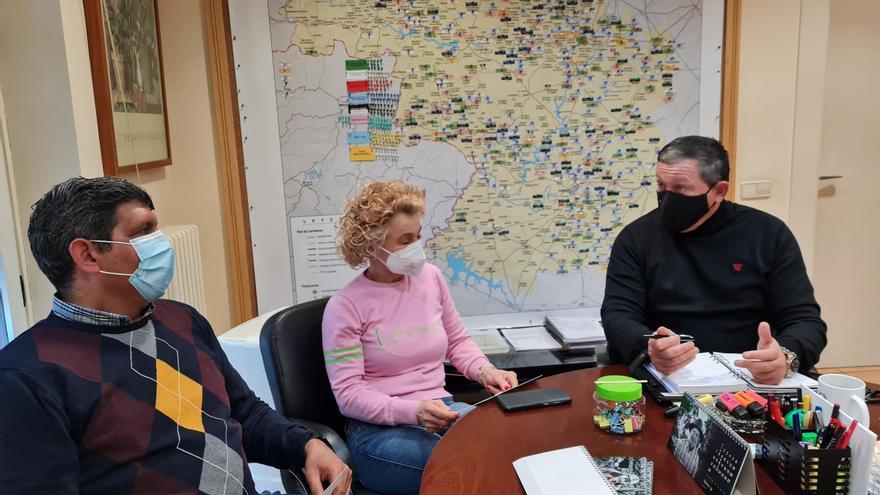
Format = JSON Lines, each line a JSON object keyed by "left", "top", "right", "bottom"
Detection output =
{"left": 349, "top": 146, "right": 375, "bottom": 162}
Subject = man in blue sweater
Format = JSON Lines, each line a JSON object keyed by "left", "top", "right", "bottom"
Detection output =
{"left": 0, "top": 177, "right": 351, "bottom": 494}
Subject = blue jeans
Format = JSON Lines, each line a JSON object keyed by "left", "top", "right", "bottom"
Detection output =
{"left": 345, "top": 397, "right": 472, "bottom": 495}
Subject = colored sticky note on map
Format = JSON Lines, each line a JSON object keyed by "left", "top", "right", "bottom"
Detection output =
{"left": 348, "top": 92, "right": 369, "bottom": 105}
{"left": 346, "top": 80, "right": 369, "bottom": 93}
{"left": 345, "top": 59, "right": 368, "bottom": 71}
{"left": 349, "top": 146, "right": 375, "bottom": 162}
{"left": 348, "top": 131, "right": 371, "bottom": 145}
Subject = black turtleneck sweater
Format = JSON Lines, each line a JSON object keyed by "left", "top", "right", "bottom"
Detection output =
{"left": 601, "top": 201, "right": 827, "bottom": 372}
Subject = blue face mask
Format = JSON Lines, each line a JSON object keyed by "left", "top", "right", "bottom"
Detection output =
{"left": 91, "top": 230, "right": 175, "bottom": 302}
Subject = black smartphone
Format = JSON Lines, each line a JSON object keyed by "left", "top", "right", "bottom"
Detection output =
{"left": 495, "top": 387, "right": 572, "bottom": 412}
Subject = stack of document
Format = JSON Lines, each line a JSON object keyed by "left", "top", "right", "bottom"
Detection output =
{"left": 467, "top": 328, "right": 512, "bottom": 355}
{"left": 499, "top": 326, "right": 563, "bottom": 351}
{"left": 544, "top": 316, "right": 605, "bottom": 350}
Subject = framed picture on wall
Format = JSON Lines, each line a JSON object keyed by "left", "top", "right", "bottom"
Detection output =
{"left": 83, "top": 0, "right": 171, "bottom": 176}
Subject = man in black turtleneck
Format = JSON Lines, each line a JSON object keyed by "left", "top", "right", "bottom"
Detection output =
{"left": 601, "top": 136, "right": 826, "bottom": 385}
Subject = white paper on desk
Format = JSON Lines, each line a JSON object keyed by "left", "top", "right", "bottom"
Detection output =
{"left": 500, "top": 326, "right": 562, "bottom": 351}
{"left": 467, "top": 328, "right": 511, "bottom": 355}
{"left": 545, "top": 316, "right": 605, "bottom": 343}
{"left": 513, "top": 445, "right": 616, "bottom": 495}
{"left": 802, "top": 385, "right": 877, "bottom": 495}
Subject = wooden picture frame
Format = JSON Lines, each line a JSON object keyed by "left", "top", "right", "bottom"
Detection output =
{"left": 83, "top": 0, "right": 171, "bottom": 176}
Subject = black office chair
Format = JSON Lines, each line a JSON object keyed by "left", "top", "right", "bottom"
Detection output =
{"left": 260, "top": 298, "right": 382, "bottom": 495}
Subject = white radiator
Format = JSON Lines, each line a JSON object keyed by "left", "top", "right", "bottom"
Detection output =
{"left": 163, "top": 225, "right": 207, "bottom": 313}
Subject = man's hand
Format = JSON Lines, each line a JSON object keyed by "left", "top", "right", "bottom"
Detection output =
{"left": 303, "top": 438, "right": 352, "bottom": 495}
{"left": 479, "top": 365, "right": 518, "bottom": 394}
{"left": 416, "top": 399, "right": 459, "bottom": 433}
{"left": 734, "top": 322, "right": 786, "bottom": 385}
{"left": 647, "top": 326, "right": 699, "bottom": 374}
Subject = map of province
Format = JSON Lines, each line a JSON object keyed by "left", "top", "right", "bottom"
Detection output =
{"left": 271, "top": 0, "right": 706, "bottom": 315}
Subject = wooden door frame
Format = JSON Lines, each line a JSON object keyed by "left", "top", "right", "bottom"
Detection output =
{"left": 203, "top": 0, "right": 257, "bottom": 325}
{"left": 721, "top": 0, "right": 741, "bottom": 200}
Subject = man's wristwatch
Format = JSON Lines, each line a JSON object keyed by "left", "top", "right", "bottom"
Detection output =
{"left": 780, "top": 346, "right": 799, "bottom": 378}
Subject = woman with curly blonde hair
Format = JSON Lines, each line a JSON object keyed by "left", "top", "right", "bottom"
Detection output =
{"left": 322, "top": 180, "right": 517, "bottom": 495}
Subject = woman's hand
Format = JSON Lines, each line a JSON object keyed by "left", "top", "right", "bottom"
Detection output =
{"left": 478, "top": 364, "right": 518, "bottom": 394}
{"left": 416, "top": 399, "right": 459, "bottom": 433}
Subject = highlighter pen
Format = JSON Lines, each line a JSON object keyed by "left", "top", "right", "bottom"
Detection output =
{"left": 697, "top": 393, "right": 715, "bottom": 405}
{"left": 803, "top": 394, "right": 811, "bottom": 412}
{"left": 717, "top": 392, "right": 751, "bottom": 420}
{"left": 733, "top": 391, "right": 767, "bottom": 417}
{"left": 743, "top": 389, "right": 768, "bottom": 408}
{"left": 792, "top": 413, "right": 802, "bottom": 440}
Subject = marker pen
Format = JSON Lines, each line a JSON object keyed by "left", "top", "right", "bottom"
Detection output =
{"left": 717, "top": 392, "right": 750, "bottom": 420}
{"left": 743, "top": 389, "right": 768, "bottom": 408}
{"left": 768, "top": 396, "right": 784, "bottom": 425}
{"left": 837, "top": 420, "right": 858, "bottom": 449}
{"left": 733, "top": 391, "right": 767, "bottom": 417}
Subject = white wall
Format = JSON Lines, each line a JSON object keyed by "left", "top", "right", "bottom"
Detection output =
{"left": 0, "top": 0, "right": 234, "bottom": 333}
{"left": 734, "top": 0, "right": 801, "bottom": 223}
{"left": 126, "top": 0, "right": 234, "bottom": 333}
{"left": 0, "top": 0, "right": 101, "bottom": 325}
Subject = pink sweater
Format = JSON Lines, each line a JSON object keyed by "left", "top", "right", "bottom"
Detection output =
{"left": 322, "top": 263, "right": 489, "bottom": 426}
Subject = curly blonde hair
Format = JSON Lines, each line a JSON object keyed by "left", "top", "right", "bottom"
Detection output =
{"left": 338, "top": 180, "right": 426, "bottom": 268}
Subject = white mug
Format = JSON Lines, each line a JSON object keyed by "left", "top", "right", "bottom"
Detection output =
{"left": 817, "top": 374, "right": 870, "bottom": 425}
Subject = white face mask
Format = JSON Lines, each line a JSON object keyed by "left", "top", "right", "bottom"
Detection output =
{"left": 379, "top": 241, "right": 426, "bottom": 277}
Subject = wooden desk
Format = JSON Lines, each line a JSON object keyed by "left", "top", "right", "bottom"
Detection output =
{"left": 421, "top": 365, "right": 880, "bottom": 494}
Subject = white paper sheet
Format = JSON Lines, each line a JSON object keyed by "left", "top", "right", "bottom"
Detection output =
{"left": 500, "top": 326, "right": 562, "bottom": 351}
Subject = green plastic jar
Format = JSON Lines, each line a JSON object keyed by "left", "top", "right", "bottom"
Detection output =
{"left": 593, "top": 375, "right": 646, "bottom": 434}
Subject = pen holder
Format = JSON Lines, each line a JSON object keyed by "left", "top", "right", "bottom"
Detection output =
{"left": 758, "top": 420, "right": 851, "bottom": 495}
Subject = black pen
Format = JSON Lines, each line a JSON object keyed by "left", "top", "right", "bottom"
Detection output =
{"left": 643, "top": 333, "right": 695, "bottom": 343}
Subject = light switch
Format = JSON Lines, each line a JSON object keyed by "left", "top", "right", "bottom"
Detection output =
{"left": 741, "top": 180, "right": 771, "bottom": 199}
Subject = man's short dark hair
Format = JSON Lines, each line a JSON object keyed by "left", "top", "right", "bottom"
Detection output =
{"left": 657, "top": 135, "right": 730, "bottom": 185}
{"left": 28, "top": 176, "right": 154, "bottom": 293}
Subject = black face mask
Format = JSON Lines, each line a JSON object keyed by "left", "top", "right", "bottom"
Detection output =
{"left": 657, "top": 188, "right": 714, "bottom": 233}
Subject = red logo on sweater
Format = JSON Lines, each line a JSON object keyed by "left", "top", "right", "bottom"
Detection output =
{"left": 732, "top": 263, "right": 744, "bottom": 272}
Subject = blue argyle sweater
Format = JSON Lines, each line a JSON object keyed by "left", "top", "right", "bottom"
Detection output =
{"left": 0, "top": 299, "right": 313, "bottom": 494}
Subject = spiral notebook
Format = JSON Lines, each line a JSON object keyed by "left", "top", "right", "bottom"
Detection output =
{"left": 668, "top": 393, "right": 757, "bottom": 495}
{"left": 645, "top": 352, "right": 818, "bottom": 395}
{"left": 513, "top": 445, "right": 618, "bottom": 495}
{"left": 594, "top": 456, "right": 653, "bottom": 495}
